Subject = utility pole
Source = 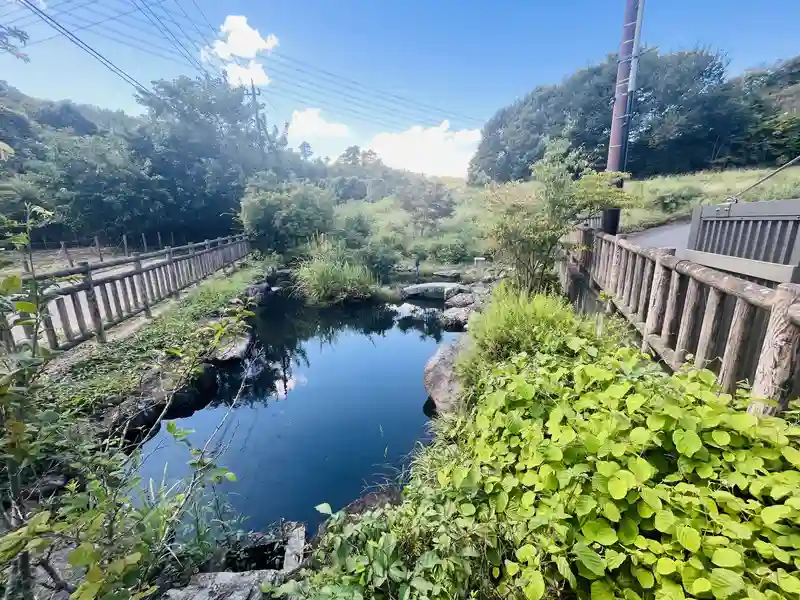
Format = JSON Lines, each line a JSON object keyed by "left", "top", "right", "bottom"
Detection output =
{"left": 246, "top": 78, "right": 267, "bottom": 164}
{"left": 602, "top": 0, "right": 645, "bottom": 235}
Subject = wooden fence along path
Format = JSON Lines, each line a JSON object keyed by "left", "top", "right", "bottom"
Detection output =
{"left": 1, "top": 234, "right": 250, "bottom": 352}
{"left": 565, "top": 226, "right": 800, "bottom": 416}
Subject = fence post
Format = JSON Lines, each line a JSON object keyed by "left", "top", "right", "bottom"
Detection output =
{"left": 122, "top": 234, "right": 129, "bottom": 257}
{"left": 133, "top": 253, "right": 152, "bottom": 318}
{"left": 204, "top": 239, "right": 211, "bottom": 276}
{"left": 94, "top": 235, "right": 103, "bottom": 262}
{"left": 749, "top": 284, "right": 800, "bottom": 416}
{"left": 20, "top": 249, "right": 31, "bottom": 274}
{"left": 141, "top": 233, "right": 148, "bottom": 253}
{"left": 166, "top": 247, "right": 179, "bottom": 298}
{"left": 605, "top": 235, "right": 626, "bottom": 314}
{"left": 170, "top": 231, "right": 175, "bottom": 247}
{"left": 60, "top": 241, "right": 74, "bottom": 267}
{"left": 157, "top": 231, "right": 163, "bottom": 250}
{"left": 81, "top": 261, "right": 106, "bottom": 343}
{"left": 641, "top": 248, "right": 675, "bottom": 352}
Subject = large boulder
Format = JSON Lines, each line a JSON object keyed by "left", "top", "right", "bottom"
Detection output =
{"left": 166, "top": 570, "right": 280, "bottom": 600}
{"left": 437, "top": 306, "right": 473, "bottom": 332}
{"left": 210, "top": 334, "right": 252, "bottom": 363}
{"left": 243, "top": 283, "right": 271, "bottom": 305}
{"left": 402, "top": 282, "right": 468, "bottom": 300}
{"left": 433, "top": 269, "right": 461, "bottom": 280}
{"left": 444, "top": 292, "right": 475, "bottom": 308}
{"left": 423, "top": 337, "right": 469, "bottom": 413}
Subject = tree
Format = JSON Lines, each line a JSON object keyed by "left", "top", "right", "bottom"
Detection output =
{"left": 398, "top": 181, "right": 455, "bottom": 237}
{"left": 1, "top": 22, "right": 29, "bottom": 62}
{"left": 337, "top": 145, "right": 362, "bottom": 167}
{"left": 240, "top": 182, "right": 335, "bottom": 253}
{"left": 298, "top": 140, "right": 313, "bottom": 161}
{"left": 487, "top": 138, "right": 634, "bottom": 292}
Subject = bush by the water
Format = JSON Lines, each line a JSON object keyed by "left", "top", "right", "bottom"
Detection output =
{"left": 293, "top": 236, "right": 377, "bottom": 305}
{"left": 278, "top": 289, "right": 800, "bottom": 600}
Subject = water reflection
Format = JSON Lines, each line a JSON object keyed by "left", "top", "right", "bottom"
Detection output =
{"left": 212, "top": 296, "right": 446, "bottom": 409}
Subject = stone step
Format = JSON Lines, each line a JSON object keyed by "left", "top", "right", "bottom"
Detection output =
{"left": 165, "top": 570, "right": 280, "bottom": 600}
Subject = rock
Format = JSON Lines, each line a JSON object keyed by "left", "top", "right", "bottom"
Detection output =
{"left": 424, "top": 337, "right": 469, "bottom": 412}
{"left": 437, "top": 306, "right": 473, "bottom": 332}
{"left": 444, "top": 292, "right": 475, "bottom": 308}
{"left": 211, "top": 334, "right": 252, "bottom": 363}
{"left": 166, "top": 570, "right": 280, "bottom": 600}
{"left": 402, "top": 282, "right": 468, "bottom": 300}
{"left": 432, "top": 269, "right": 461, "bottom": 280}
{"left": 244, "top": 283, "right": 270, "bottom": 305}
{"left": 265, "top": 268, "right": 294, "bottom": 286}
{"left": 283, "top": 524, "right": 305, "bottom": 572}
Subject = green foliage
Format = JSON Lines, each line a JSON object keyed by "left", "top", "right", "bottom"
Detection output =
{"left": 487, "top": 139, "right": 635, "bottom": 292}
{"left": 470, "top": 49, "right": 800, "bottom": 183}
{"left": 293, "top": 236, "right": 378, "bottom": 305}
{"left": 240, "top": 181, "right": 335, "bottom": 255}
{"left": 654, "top": 186, "right": 703, "bottom": 214}
{"left": 282, "top": 287, "right": 800, "bottom": 600}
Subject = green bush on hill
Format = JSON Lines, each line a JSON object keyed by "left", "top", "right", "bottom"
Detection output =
{"left": 293, "top": 236, "right": 378, "bottom": 305}
{"left": 279, "top": 289, "right": 800, "bottom": 600}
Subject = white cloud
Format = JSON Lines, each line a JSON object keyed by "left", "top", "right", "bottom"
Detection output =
{"left": 288, "top": 108, "right": 350, "bottom": 142}
{"left": 211, "top": 15, "right": 278, "bottom": 60}
{"left": 225, "top": 60, "right": 270, "bottom": 87}
{"left": 366, "top": 121, "right": 481, "bottom": 178}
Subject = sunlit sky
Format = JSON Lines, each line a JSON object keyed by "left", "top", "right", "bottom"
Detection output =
{"left": 2, "top": 0, "right": 799, "bottom": 176}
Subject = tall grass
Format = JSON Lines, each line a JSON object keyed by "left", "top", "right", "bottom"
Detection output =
{"left": 293, "top": 235, "right": 378, "bottom": 305}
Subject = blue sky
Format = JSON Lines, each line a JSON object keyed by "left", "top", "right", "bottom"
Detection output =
{"left": 2, "top": 0, "right": 799, "bottom": 176}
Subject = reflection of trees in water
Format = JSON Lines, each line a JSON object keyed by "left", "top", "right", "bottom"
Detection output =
{"left": 211, "top": 297, "right": 444, "bottom": 409}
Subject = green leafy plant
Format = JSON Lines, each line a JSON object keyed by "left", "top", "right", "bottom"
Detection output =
{"left": 280, "top": 287, "right": 800, "bottom": 600}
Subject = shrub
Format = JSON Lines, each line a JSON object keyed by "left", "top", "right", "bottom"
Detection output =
{"left": 240, "top": 182, "right": 334, "bottom": 254}
{"left": 356, "top": 240, "right": 400, "bottom": 282}
{"left": 280, "top": 289, "right": 800, "bottom": 600}
{"left": 293, "top": 236, "right": 377, "bottom": 304}
{"left": 654, "top": 185, "right": 704, "bottom": 213}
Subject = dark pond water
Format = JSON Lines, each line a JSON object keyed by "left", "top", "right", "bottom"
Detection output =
{"left": 139, "top": 295, "right": 456, "bottom": 532}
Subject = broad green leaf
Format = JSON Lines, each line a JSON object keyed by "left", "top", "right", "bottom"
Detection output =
{"left": 692, "top": 578, "right": 712, "bottom": 595}
{"left": 523, "top": 570, "right": 545, "bottom": 600}
{"left": 726, "top": 413, "right": 757, "bottom": 432}
{"left": 603, "top": 501, "right": 621, "bottom": 522}
{"left": 493, "top": 489, "right": 509, "bottom": 514}
{"left": 654, "top": 510, "right": 676, "bottom": 533}
{"left": 634, "top": 568, "right": 654, "bottom": 589}
{"left": 574, "top": 544, "right": 605, "bottom": 577}
{"left": 68, "top": 543, "right": 98, "bottom": 567}
{"left": 605, "top": 549, "right": 627, "bottom": 570}
{"left": 710, "top": 568, "right": 744, "bottom": 599}
{"left": 555, "top": 556, "right": 576, "bottom": 588}
{"left": 618, "top": 517, "right": 639, "bottom": 544}
{"left": 656, "top": 557, "right": 676, "bottom": 575}
{"left": 781, "top": 446, "right": 800, "bottom": 467}
{"left": 591, "top": 580, "right": 614, "bottom": 600}
{"left": 640, "top": 488, "right": 662, "bottom": 510}
{"left": 505, "top": 560, "right": 520, "bottom": 577}
{"left": 629, "top": 456, "right": 655, "bottom": 483}
{"left": 608, "top": 476, "right": 629, "bottom": 500}
{"left": 673, "top": 429, "right": 702, "bottom": 457}
{"left": 711, "top": 430, "right": 731, "bottom": 446}
{"left": 676, "top": 526, "right": 701, "bottom": 553}
{"left": 576, "top": 495, "right": 597, "bottom": 516}
{"left": 711, "top": 548, "right": 742, "bottom": 568}
{"left": 761, "top": 504, "right": 792, "bottom": 524}
{"left": 14, "top": 301, "right": 37, "bottom": 314}
{"left": 777, "top": 570, "right": 800, "bottom": 594}
{"left": 516, "top": 544, "right": 536, "bottom": 564}
{"left": 315, "top": 503, "right": 333, "bottom": 515}
{"left": 582, "top": 519, "right": 618, "bottom": 546}
{"left": 629, "top": 427, "right": 650, "bottom": 445}
{"left": 459, "top": 503, "right": 476, "bottom": 516}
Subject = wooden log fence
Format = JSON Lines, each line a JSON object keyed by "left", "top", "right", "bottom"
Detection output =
{"left": 3, "top": 234, "right": 250, "bottom": 352}
{"left": 570, "top": 226, "right": 800, "bottom": 412}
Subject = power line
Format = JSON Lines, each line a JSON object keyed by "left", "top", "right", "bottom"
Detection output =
{"left": 127, "top": 0, "right": 207, "bottom": 76}
{"left": 18, "top": 0, "right": 152, "bottom": 95}
{"left": 7, "top": 0, "right": 84, "bottom": 27}
{"left": 153, "top": 0, "right": 222, "bottom": 76}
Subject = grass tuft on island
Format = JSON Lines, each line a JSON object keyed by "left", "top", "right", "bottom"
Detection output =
{"left": 43, "top": 264, "right": 261, "bottom": 411}
{"left": 277, "top": 283, "right": 800, "bottom": 600}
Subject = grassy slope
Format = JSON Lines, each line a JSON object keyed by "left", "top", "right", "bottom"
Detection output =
{"left": 45, "top": 265, "right": 260, "bottom": 411}
{"left": 622, "top": 165, "right": 800, "bottom": 231}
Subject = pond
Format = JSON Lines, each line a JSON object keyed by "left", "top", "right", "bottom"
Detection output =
{"left": 139, "top": 295, "right": 457, "bottom": 533}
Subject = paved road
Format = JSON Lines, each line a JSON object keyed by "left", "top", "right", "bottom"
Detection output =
{"left": 630, "top": 222, "right": 691, "bottom": 257}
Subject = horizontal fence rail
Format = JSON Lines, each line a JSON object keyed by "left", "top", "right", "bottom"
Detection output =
{"left": 1, "top": 234, "right": 250, "bottom": 353}
{"left": 565, "top": 226, "right": 800, "bottom": 415}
